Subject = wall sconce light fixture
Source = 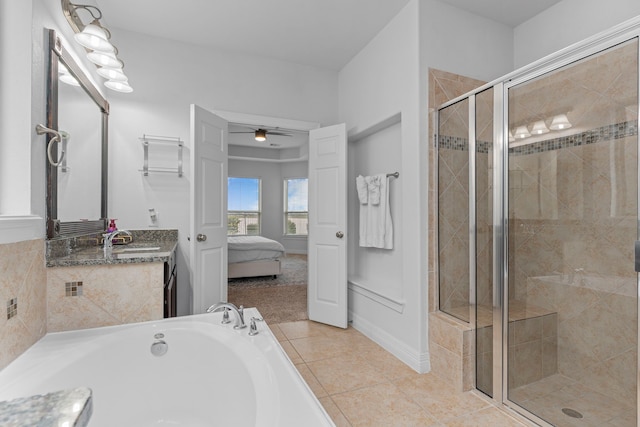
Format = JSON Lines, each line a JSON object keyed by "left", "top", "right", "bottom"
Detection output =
{"left": 531, "top": 120, "right": 550, "bottom": 135}
{"left": 549, "top": 114, "right": 572, "bottom": 130}
{"left": 514, "top": 125, "right": 531, "bottom": 139}
{"left": 61, "top": 0, "right": 133, "bottom": 93}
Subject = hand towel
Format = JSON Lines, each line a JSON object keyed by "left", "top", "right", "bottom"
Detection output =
{"left": 359, "top": 173, "right": 393, "bottom": 249}
{"left": 366, "top": 175, "right": 381, "bottom": 205}
{"left": 356, "top": 175, "right": 368, "bottom": 204}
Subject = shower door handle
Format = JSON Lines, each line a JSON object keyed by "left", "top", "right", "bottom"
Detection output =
{"left": 635, "top": 241, "right": 640, "bottom": 272}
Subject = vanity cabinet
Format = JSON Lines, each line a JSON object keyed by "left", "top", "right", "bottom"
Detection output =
{"left": 46, "top": 230, "right": 178, "bottom": 332}
{"left": 164, "top": 252, "right": 177, "bottom": 318}
{"left": 47, "top": 262, "right": 165, "bottom": 332}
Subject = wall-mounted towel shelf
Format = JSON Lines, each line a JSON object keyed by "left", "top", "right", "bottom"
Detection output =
{"left": 139, "top": 134, "right": 183, "bottom": 177}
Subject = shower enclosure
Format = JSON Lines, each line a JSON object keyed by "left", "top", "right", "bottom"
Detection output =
{"left": 437, "top": 21, "right": 639, "bottom": 426}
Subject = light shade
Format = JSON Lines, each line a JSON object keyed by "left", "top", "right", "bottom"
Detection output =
{"left": 97, "top": 67, "right": 128, "bottom": 81}
{"left": 549, "top": 114, "right": 572, "bottom": 130}
{"left": 514, "top": 125, "right": 531, "bottom": 139}
{"left": 531, "top": 120, "right": 550, "bottom": 135}
{"left": 87, "top": 51, "right": 123, "bottom": 68}
{"left": 74, "top": 22, "right": 114, "bottom": 52}
{"left": 255, "top": 129, "right": 267, "bottom": 142}
{"left": 104, "top": 80, "right": 133, "bottom": 93}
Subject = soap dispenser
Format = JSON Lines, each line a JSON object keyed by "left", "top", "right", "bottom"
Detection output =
{"left": 107, "top": 219, "right": 118, "bottom": 233}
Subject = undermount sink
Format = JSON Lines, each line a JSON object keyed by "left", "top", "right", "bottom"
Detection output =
{"left": 112, "top": 246, "right": 161, "bottom": 253}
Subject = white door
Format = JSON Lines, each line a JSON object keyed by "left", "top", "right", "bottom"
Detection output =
{"left": 190, "top": 104, "right": 228, "bottom": 314}
{"left": 308, "top": 123, "right": 347, "bottom": 328}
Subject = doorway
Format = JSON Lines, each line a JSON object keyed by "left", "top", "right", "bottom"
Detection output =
{"left": 225, "top": 120, "right": 311, "bottom": 323}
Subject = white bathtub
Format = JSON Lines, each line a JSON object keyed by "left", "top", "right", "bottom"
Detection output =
{"left": 0, "top": 308, "right": 334, "bottom": 427}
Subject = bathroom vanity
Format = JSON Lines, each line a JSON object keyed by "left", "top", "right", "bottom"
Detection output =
{"left": 46, "top": 230, "right": 178, "bottom": 332}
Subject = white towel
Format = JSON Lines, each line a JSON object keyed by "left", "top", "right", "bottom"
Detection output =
{"left": 359, "top": 174, "right": 393, "bottom": 249}
{"left": 356, "top": 175, "right": 368, "bottom": 204}
{"left": 366, "top": 175, "right": 381, "bottom": 205}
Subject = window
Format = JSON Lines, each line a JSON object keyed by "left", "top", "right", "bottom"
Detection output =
{"left": 228, "top": 177, "right": 261, "bottom": 235}
{"left": 284, "top": 178, "right": 308, "bottom": 236}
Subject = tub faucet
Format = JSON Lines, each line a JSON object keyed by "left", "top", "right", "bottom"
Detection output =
{"left": 103, "top": 229, "right": 132, "bottom": 256}
{"left": 206, "top": 303, "right": 246, "bottom": 329}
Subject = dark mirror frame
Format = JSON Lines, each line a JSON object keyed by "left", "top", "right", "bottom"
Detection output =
{"left": 46, "top": 29, "right": 109, "bottom": 238}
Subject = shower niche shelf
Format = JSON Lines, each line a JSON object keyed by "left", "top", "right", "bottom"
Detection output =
{"left": 139, "top": 134, "right": 183, "bottom": 177}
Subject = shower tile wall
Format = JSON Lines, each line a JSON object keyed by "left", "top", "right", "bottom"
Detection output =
{"left": 429, "top": 69, "right": 486, "bottom": 314}
{"left": 428, "top": 69, "right": 486, "bottom": 390}
{"left": 0, "top": 239, "right": 47, "bottom": 370}
{"left": 438, "top": 98, "right": 471, "bottom": 320}
{"left": 507, "top": 40, "right": 638, "bottom": 413}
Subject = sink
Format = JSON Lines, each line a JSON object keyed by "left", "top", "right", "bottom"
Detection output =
{"left": 111, "top": 246, "right": 161, "bottom": 254}
{"left": 120, "top": 247, "right": 161, "bottom": 252}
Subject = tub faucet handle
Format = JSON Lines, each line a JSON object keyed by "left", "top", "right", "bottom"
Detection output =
{"left": 248, "top": 317, "right": 259, "bottom": 336}
{"left": 221, "top": 307, "right": 231, "bottom": 324}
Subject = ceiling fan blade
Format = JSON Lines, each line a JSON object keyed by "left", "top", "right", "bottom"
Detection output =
{"left": 267, "top": 131, "right": 293, "bottom": 137}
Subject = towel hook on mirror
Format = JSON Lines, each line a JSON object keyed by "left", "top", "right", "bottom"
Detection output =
{"left": 36, "top": 124, "right": 65, "bottom": 167}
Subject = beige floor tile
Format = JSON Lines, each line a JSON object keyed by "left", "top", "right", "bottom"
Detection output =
{"left": 278, "top": 320, "right": 338, "bottom": 340}
{"left": 332, "top": 382, "right": 439, "bottom": 426}
{"left": 442, "top": 406, "right": 528, "bottom": 427}
{"left": 319, "top": 396, "right": 352, "bottom": 427}
{"left": 296, "top": 363, "right": 328, "bottom": 398}
{"left": 290, "top": 335, "right": 352, "bottom": 362}
{"left": 279, "top": 340, "right": 303, "bottom": 364}
{"left": 360, "top": 346, "right": 417, "bottom": 381}
{"left": 269, "top": 323, "right": 287, "bottom": 342}
{"left": 307, "top": 353, "right": 386, "bottom": 395}
{"left": 394, "top": 373, "right": 490, "bottom": 422}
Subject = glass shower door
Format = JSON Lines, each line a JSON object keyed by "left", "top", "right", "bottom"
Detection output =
{"left": 506, "top": 39, "right": 638, "bottom": 426}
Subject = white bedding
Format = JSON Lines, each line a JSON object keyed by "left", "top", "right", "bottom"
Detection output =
{"left": 228, "top": 236, "right": 285, "bottom": 264}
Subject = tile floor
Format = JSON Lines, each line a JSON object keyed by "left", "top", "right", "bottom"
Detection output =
{"left": 271, "top": 320, "right": 530, "bottom": 427}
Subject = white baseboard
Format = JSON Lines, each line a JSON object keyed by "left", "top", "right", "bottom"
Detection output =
{"left": 349, "top": 310, "right": 430, "bottom": 373}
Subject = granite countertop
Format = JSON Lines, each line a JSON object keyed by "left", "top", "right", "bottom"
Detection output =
{"left": 46, "top": 229, "right": 178, "bottom": 268}
{"left": 0, "top": 387, "right": 92, "bottom": 427}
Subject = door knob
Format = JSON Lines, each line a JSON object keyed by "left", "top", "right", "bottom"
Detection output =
{"left": 196, "top": 233, "right": 207, "bottom": 242}
{"left": 336, "top": 231, "right": 344, "bottom": 239}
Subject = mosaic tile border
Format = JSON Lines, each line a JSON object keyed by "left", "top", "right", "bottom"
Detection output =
{"left": 437, "top": 120, "right": 638, "bottom": 156}
{"left": 65, "top": 281, "right": 83, "bottom": 297}
{"left": 6, "top": 298, "right": 17, "bottom": 320}
{"left": 436, "top": 135, "right": 491, "bottom": 154}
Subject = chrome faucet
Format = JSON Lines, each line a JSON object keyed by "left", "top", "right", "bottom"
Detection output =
{"left": 206, "top": 302, "right": 246, "bottom": 329}
{"left": 102, "top": 229, "right": 132, "bottom": 256}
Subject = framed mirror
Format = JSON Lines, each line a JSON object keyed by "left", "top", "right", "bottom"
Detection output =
{"left": 46, "top": 29, "right": 109, "bottom": 238}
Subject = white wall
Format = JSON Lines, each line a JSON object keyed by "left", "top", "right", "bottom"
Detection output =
{"left": 339, "top": 0, "right": 427, "bottom": 371}
{"left": 422, "top": 0, "right": 514, "bottom": 83}
{"left": 106, "top": 29, "right": 336, "bottom": 315}
{"left": 514, "top": 0, "right": 640, "bottom": 68}
{"left": 228, "top": 159, "right": 308, "bottom": 254}
{"left": 348, "top": 121, "right": 403, "bottom": 297}
{"left": 338, "top": 0, "right": 515, "bottom": 372}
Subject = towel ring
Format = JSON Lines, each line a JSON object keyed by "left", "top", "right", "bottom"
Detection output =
{"left": 36, "top": 124, "right": 65, "bottom": 167}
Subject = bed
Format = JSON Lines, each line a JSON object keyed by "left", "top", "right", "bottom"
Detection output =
{"left": 227, "top": 235, "right": 286, "bottom": 279}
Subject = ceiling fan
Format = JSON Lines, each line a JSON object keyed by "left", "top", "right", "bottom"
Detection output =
{"left": 230, "top": 126, "right": 293, "bottom": 142}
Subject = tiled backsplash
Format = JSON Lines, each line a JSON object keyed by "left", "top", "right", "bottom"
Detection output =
{"left": 0, "top": 239, "right": 47, "bottom": 370}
